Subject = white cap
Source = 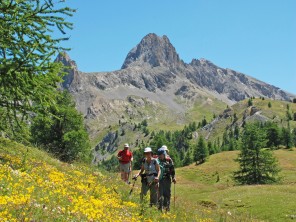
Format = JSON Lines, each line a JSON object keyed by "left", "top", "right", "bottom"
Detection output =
{"left": 144, "top": 147, "right": 152, "bottom": 153}
{"left": 161, "top": 145, "right": 169, "bottom": 151}
{"left": 124, "top": 143, "right": 129, "bottom": 148}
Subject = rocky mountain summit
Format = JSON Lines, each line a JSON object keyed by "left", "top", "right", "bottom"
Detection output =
{"left": 121, "top": 33, "right": 183, "bottom": 69}
{"left": 57, "top": 33, "right": 294, "bottom": 142}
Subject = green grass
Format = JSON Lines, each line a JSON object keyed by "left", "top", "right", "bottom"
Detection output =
{"left": 1, "top": 137, "right": 265, "bottom": 221}
{"left": 0, "top": 138, "right": 220, "bottom": 221}
{"left": 185, "top": 97, "right": 227, "bottom": 123}
{"left": 176, "top": 148, "right": 296, "bottom": 222}
{"left": 232, "top": 98, "right": 296, "bottom": 128}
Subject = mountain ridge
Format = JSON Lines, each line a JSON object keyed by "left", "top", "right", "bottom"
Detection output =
{"left": 56, "top": 33, "right": 295, "bottom": 144}
{"left": 59, "top": 33, "right": 293, "bottom": 102}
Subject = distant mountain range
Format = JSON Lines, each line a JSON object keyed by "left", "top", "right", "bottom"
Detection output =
{"left": 56, "top": 33, "right": 294, "bottom": 144}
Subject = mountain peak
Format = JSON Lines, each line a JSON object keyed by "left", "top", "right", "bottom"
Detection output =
{"left": 121, "top": 33, "right": 183, "bottom": 69}
{"left": 55, "top": 52, "right": 80, "bottom": 89}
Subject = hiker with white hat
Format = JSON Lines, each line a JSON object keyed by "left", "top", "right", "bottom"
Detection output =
{"left": 117, "top": 143, "right": 133, "bottom": 184}
{"left": 157, "top": 146, "right": 176, "bottom": 212}
{"left": 133, "top": 147, "right": 161, "bottom": 206}
{"left": 160, "top": 145, "right": 170, "bottom": 157}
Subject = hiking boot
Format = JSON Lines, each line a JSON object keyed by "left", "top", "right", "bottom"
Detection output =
{"left": 158, "top": 206, "right": 163, "bottom": 213}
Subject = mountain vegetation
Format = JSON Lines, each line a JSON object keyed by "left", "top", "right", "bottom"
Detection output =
{"left": 31, "top": 90, "right": 90, "bottom": 162}
{"left": 234, "top": 122, "right": 280, "bottom": 184}
{"left": 1, "top": 1, "right": 296, "bottom": 221}
{"left": 0, "top": 0, "right": 75, "bottom": 138}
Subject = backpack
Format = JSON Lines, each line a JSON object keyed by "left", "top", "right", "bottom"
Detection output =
{"left": 141, "top": 158, "right": 163, "bottom": 180}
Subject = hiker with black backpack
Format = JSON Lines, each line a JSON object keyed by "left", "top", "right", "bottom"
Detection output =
{"left": 133, "top": 147, "right": 161, "bottom": 207}
{"left": 157, "top": 147, "right": 176, "bottom": 212}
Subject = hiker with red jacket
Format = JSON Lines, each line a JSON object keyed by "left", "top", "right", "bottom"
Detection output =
{"left": 117, "top": 143, "right": 133, "bottom": 184}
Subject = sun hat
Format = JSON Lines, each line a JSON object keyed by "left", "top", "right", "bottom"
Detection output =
{"left": 144, "top": 147, "right": 153, "bottom": 153}
{"left": 161, "top": 145, "right": 169, "bottom": 151}
{"left": 124, "top": 143, "right": 129, "bottom": 148}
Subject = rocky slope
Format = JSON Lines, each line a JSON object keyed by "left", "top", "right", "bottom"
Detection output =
{"left": 56, "top": 33, "right": 294, "bottom": 145}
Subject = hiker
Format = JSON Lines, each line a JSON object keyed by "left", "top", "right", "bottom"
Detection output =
{"left": 157, "top": 147, "right": 176, "bottom": 212}
{"left": 117, "top": 143, "right": 133, "bottom": 184}
{"left": 133, "top": 147, "right": 161, "bottom": 206}
{"left": 161, "top": 145, "right": 170, "bottom": 158}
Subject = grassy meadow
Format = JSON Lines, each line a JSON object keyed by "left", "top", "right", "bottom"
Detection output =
{"left": 176, "top": 149, "right": 296, "bottom": 222}
{"left": 1, "top": 136, "right": 295, "bottom": 221}
{"left": 0, "top": 138, "right": 227, "bottom": 221}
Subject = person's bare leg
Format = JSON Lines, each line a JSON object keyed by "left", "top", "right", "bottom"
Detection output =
{"left": 124, "top": 172, "right": 129, "bottom": 183}
{"left": 121, "top": 172, "right": 125, "bottom": 181}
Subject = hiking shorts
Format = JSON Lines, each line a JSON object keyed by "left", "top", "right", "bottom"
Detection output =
{"left": 119, "top": 162, "right": 130, "bottom": 173}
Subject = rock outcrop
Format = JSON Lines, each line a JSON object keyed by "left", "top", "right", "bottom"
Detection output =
{"left": 56, "top": 33, "right": 295, "bottom": 143}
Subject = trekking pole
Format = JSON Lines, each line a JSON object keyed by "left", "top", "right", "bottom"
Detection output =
{"left": 129, "top": 176, "right": 137, "bottom": 195}
{"left": 127, "top": 165, "right": 130, "bottom": 184}
{"left": 129, "top": 161, "right": 133, "bottom": 184}
{"left": 174, "top": 182, "right": 176, "bottom": 209}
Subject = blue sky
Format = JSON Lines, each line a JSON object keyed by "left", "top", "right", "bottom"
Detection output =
{"left": 60, "top": 0, "right": 296, "bottom": 94}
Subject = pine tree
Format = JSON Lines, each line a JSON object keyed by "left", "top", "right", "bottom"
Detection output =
{"left": 248, "top": 98, "right": 253, "bottom": 107}
{"left": 268, "top": 102, "right": 272, "bottom": 108}
{"left": 143, "top": 128, "right": 150, "bottom": 136}
{"left": 228, "top": 139, "right": 235, "bottom": 151}
{"left": 31, "top": 91, "right": 90, "bottom": 162}
{"left": 234, "top": 123, "right": 280, "bottom": 184}
{"left": 213, "top": 140, "right": 219, "bottom": 153}
{"left": 281, "top": 126, "right": 293, "bottom": 148}
{"left": 265, "top": 122, "right": 281, "bottom": 149}
{"left": 286, "top": 110, "right": 292, "bottom": 121}
{"left": 121, "top": 129, "right": 126, "bottom": 136}
{"left": 189, "top": 122, "right": 197, "bottom": 132}
{"left": 142, "top": 119, "right": 148, "bottom": 127}
{"left": 293, "top": 128, "right": 296, "bottom": 147}
{"left": 217, "top": 137, "right": 221, "bottom": 152}
{"left": 208, "top": 141, "right": 215, "bottom": 155}
{"left": 0, "top": 1, "right": 74, "bottom": 129}
{"left": 201, "top": 117, "right": 207, "bottom": 127}
{"left": 183, "top": 150, "right": 193, "bottom": 166}
{"left": 234, "top": 124, "right": 240, "bottom": 140}
{"left": 193, "top": 136, "right": 208, "bottom": 164}
{"left": 221, "top": 131, "right": 229, "bottom": 151}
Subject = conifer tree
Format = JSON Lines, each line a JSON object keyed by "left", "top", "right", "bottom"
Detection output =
{"left": 0, "top": 0, "right": 75, "bottom": 128}
{"left": 248, "top": 98, "right": 253, "bottom": 107}
{"left": 234, "top": 123, "right": 280, "bottom": 184}
{"left": 183, "top": 150, "right": 193, "bottom": 166}
{"left": 281, "top": 126, "right": 293, "bottom": 148}
{"left": 208, "top": 141, "right": 215, "bottom": 155}
{"left": 31, "top": 91, "right": 90, "bottom": 162}
{"left": 265, "top": 122, "right": 281, "bottom": 148}
{"left": 234, "top": 124, "right": 240, "bottom": 140}
{"left": 293, "top": 128, "right": 296, "bottom": 147}
{"left": 193, "top": 136, "right": 208, "bottom": 164}
{"left": 201, "top": 117, "right": 207, "bottom": 127}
